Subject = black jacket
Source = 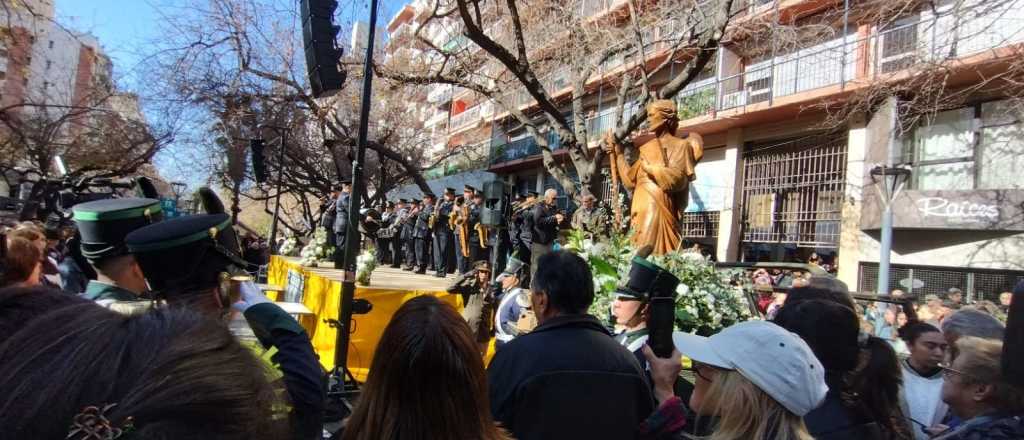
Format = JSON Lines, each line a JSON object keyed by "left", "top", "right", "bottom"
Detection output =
{"left": 415, "top": 205, "right": 432, "bottom": 239}
{"left": 488, "top": 314, "right": 654, "bottom": 440}
{"left": 467, "top": 203, "right": 483, "bottom": 243}
{"left": 531, "top": 202, "right": 559, "bottom": 245}
{"left": 333, "top": 192, "right": 350, "bottom": 234}
{"left": 934, "top": 414, "right": 1024, "bottom": 440}
{"left": 244, "top": 303, "right": 325, "bottom": 440}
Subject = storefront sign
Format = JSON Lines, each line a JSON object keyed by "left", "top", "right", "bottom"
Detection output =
{"left": 862, "top": 189, "right": 1024, "bottom": 231}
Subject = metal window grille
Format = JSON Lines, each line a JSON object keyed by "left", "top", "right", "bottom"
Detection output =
{"left": 681, "top": 211, "right": 720, "bottom": 238}
{"left": 740, "top": 135, "right": 848, "bottom": 248}
{"left": 859, "top": 262, "right": 1024, "bottom": 302}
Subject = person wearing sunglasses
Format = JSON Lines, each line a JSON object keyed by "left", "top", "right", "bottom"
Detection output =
{"left": 932, "top": 336, "right": 1024, "bottom": 440}
{"left": 642, "top": 320, "right": 827, "bottom": 440}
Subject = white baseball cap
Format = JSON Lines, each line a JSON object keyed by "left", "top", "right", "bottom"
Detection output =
{"left": 672, "top": 320, "right": 827, "bottom": 416}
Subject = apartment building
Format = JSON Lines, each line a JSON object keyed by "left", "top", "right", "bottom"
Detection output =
{"left": 387, "top": 0, "right": 1024, "bottom": 298}
{"left": 0, "top": 0, "right": 113, "bottom": 113}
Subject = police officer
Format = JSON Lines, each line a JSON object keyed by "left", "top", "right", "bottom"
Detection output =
{"left": 72, "top": 198, "right": 163, "bottom": 307}
{"left": 494, "top": 257, "right": 532, "bottom": 351}
{"left": 333, "top": 179, "right": 352, "bottom": 260}
{"left": 401, "top": 199, "right": 420, "bottom": 271}
{"left": 414, "top": 194, "right": 434, "bottom": 274}
{"left": 432, "top": 187, "right": 456, "bottom": 278}
{"left": 125, "top": 213, "right": 325, "bottom": 440}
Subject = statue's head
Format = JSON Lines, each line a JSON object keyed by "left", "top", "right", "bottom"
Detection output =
{"left": 647, "top": 99, "right": 679, "bottom": 134}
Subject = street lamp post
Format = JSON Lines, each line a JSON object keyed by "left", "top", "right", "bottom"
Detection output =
{"left": 170, "top": 182, "right": 187, "bottom": 217}
{"left": 870, "top": 164, "right": 911, "bottom": 295}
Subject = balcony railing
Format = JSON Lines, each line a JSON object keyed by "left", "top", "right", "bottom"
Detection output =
{"left": 449, "top": 105, "right": 481, "bottom": 130}
{"left": 489, "top": 131, "right": 563, "bottom": 165}
{"left": 673, "top": 10, "right": 1024, "bottom": 120}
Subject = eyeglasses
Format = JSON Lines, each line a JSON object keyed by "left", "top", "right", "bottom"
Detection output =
{"left": 683, "top": 361, "right": 717, "bottom": 383}
{"left": 938, "top": 362, "right": 975, "bottom": 381}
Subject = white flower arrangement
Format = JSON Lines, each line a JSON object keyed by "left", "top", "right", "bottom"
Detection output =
{"left": 279, "top": 236, "right": 299, "bottom": 256}
{"left": 567, "top": 229, "right": 753, "bottom": 336}
{"left": 298, "top": 227, "right": 335, "bottom": 267}
{"left": 356, "top": 248, "right": 377, "bottom": 286}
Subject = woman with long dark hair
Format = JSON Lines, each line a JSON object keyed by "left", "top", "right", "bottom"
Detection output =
{"left": 342, "top": 295, "right": 511, "bottom": 440}
{"left": 0, "top": 289, "right": 284, "bottom": 439}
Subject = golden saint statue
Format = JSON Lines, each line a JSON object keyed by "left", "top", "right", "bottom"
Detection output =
{"left": 604, "top": 99, "right": 703, "bottom": 255}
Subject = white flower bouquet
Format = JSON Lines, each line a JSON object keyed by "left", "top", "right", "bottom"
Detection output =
{"left": 298, "top": 227, "right": 335, "bottom": 267}
{"left": 356, "top": 248, "right": 377, "bottom": 286}
{"left": 567, "top": 229, "right": 752, "bottom": 335}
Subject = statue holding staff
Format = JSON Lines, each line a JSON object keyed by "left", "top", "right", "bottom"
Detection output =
{"left": 603, "top": 99, "right": 704, "bottom": 255}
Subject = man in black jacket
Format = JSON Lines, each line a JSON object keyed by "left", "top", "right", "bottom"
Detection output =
{"left": 414, "top": 194, "right": 434, "bottom": 274}
{"left": 530, "top": 189, "right": 563, "bottom": 280}
{"left": 332, "top": 180, "right": 352, "bottom": 263}
{"left": 488, "top": 251, "right": 653, "bottom": 440}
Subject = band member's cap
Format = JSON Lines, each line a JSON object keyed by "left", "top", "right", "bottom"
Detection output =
{"left": 527, "top": 191, "right": 539, "bottom": 198}
{"left": 340, "top": 177, "right": 353, "bottom": 185}
{"left": 444, "top": 187, "right": 456, "bottom": 195}
{"left": 412, "top": 198, "right": 421, "bottom": 204}
{"left": 125, "top": 213, "right": 246, "bottom": 294}
{"left": 472, "top": 190, "right": 484, "bottom": 198}
{"left": 398, "top": 198, "right": 408, "bottom": 203}
{"left": 386, "top": 200, "right": 396, "bottom": 208}
{"left": 464, "top": 185, "right": 476, "bottom": 193}
{"left": 473, "top": 260, "right": 491, "bottom": 272}
{"left": 72, "top": 198, "right": 164, "bottom": 261}
{"left": 424, "top": 193, "right": 436, "bottom": 200}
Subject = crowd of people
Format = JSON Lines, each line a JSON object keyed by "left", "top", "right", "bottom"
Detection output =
{"left": 1, "top": 188, "right": 1021, "bottom": 440}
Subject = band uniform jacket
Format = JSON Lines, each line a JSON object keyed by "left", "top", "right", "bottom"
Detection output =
{"left": 436, "top": 200, "right": 454, "bottom": 233}
{"left": 398, "top": 208, "right": 413, "bottom": 241}
{"left": 378, "top": 211, "right": 395, "bottom": 238}
{"left": 467, "top": 202, "right": 484, "bottom": 245}
{"left": 320, "top": 199, "right": 337, "bottom": 231}
{"left": 332, "top": 192, "right": 350, "bottom": 234}
{"left": 415, "top": 204, "right": 433, "bottom": 239}
{"left": 531, "top": 202, "right": 560, "bottom": 245}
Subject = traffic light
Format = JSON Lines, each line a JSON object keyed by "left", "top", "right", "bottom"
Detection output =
{"left": 300, "top": 0, "right": 346, "bottom": 98}
{"left": 250, "top": 139, "right": 267, "bottom": 183}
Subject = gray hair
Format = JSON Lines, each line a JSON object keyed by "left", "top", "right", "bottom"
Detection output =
{"left": 544, "top": 188, "right": 558, "bottom": 198}
{"left": 941, "top": 309, "right": 1005, "bottom": 340}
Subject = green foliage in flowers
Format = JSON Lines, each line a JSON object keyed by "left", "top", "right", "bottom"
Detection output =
{"left": 566, "top": 229, "right": 752, "bottom": 335}
{"left": 356, "top": 248, "right": 377, "bottom": 286}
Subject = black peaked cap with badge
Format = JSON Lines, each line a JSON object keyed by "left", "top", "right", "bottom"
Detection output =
{"left": 125, "top": 213, "right": 247, "bottom": 294}
{"left": 73, "top": 198, "right": 164, "bottom": 261}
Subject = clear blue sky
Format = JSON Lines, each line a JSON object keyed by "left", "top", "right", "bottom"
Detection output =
{"left": 56, "top": 0, "right": 403, "bottom": 185}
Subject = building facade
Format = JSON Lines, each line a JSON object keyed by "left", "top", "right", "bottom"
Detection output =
{"left": 385, "top": 0, "right": 1024, "bottom": 298}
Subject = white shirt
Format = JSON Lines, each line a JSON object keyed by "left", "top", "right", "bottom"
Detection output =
{"left": 900, "top": 358, "right": 948, "bottom": 440}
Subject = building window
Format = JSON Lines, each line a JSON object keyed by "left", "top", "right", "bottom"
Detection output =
{"left": 902, "top": 100, "right": 1023, "bottom": 190}
{"left": 45, "top": 60, "right": 51, "bottom": 70}
{"left": 48, "top": 40, "right": 54, "bottom": 49}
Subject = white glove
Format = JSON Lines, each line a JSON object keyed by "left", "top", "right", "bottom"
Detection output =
{"left": 232, "top": 281, "right": 272, "bottom": 313}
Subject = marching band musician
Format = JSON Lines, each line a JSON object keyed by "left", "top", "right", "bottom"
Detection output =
{"left": 513, "top": 191, "right": 538, "bottom": 285}
{"left": 468, "top": 190, "right": 488, "bottom": 265}
{"left": 375, "top": 201, "right": 395, "bottom": 266}
{"left": 389, "top": 199, "right": 408, "bottom": 269}
{"left": 454, "top": 186, "right": 475, "bottom": 274}
{"left": 413, "top": 194, "right": 435, "bottom": 274}
{"left": 433, "top": 187, "right": 457, "bottom": 278}
{"left": 401, "top": 199, "right": 419, "bottom": 271}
